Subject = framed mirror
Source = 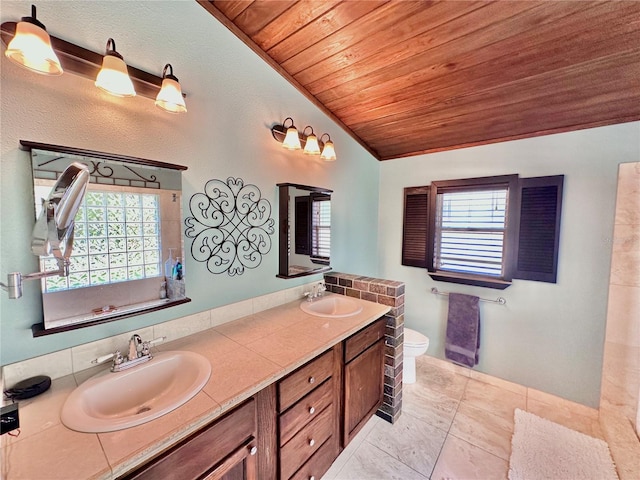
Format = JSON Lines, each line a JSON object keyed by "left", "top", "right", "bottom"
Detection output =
{"left": 21, "top": 141, "right": 190, "bottom": 336}
{"left": 277, "top": 183, "right": 332, "bottom": 279}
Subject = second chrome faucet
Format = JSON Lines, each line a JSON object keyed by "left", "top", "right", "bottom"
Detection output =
{"left": 304, "top": 281, "right": 327, "bottom": 302}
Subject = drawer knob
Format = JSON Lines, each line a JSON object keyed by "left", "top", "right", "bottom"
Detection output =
{"left": 308, "top": 438, "right": 315, "bottom": 447}
{"left": 309, "top": 406, "right": 315, "bottom": 415}
{"left": 308, "top": 376, "right": 315, "bottom": 384}
{"left": 249, "top": 446, "right": 258, "bottom": 456}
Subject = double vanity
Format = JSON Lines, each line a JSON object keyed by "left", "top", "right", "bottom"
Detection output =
{"left": 4, "top": 293, "right": 390, "bottom": 480}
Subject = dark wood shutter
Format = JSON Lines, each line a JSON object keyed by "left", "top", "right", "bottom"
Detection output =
{"left": 402, "top": 186, "right": 430, "bottom": 267}
{"left": 514, "top": 175, "right": 564, "bottom": 283}
{"left": 294, "top": 196, "right": 311, "bottom": 255}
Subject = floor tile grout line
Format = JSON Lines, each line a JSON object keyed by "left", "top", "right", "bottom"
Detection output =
{"left": 429, "top": 376, "right": 468, "bottom": 479}
{"left": 361, "top": 440, "right": 431, "bottom": 479}
{"left": 447, "top": 430, "right": 514, "bottom": 463}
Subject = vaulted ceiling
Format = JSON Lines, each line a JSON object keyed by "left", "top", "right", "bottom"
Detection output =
{"left": 199, "top": 1, "right": 640, "bottom": 161}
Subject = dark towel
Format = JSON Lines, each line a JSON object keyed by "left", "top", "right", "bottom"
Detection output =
{"left": 445, "top": 293, "right": 480, "bottom": 368}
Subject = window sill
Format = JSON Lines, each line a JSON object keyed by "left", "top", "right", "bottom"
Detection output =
{"left": 31, "top": 297, "right": 191, "bottom": 337}
{"left": 428, "top": 271, "right": 512, "bottom": 290}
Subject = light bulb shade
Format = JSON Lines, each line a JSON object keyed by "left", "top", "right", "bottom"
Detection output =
{"left": 155, "top": 76, "right": 187, "bottom": 113}
{"left": 5, "top": 19, "right": 62, "bottom": 75}
{"left": 95, "top": 48, "right": 136, "bottom": 97}
{"left": 303, "top": 133, "right": 321, "bottom": 155}
{"left": 283, "top": 126, "right": 301, "bottom": 150}
{"left": 320, "top": 140, "right": 337, "bottom": 161}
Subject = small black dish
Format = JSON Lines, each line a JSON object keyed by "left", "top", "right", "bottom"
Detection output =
{"left": 4, "top": 375, "right": 52, "bottom": 400}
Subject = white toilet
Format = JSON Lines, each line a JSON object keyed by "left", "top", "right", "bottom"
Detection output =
{"left": 403, "top": 328, "right": 430, "bottom": 384}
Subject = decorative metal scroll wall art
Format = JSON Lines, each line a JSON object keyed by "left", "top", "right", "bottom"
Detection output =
{"left": 185, "top": 177, "right": 274, "bottom": 276}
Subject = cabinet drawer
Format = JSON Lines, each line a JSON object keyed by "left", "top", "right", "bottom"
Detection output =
{"left": 124, "top": 399, "right": 256, "bottom": 480}
{"left": 280, "top": 405, "right": 334, "bottom": 480}
{"left": 344, "top": 318, "right": 385, "bottom": 363}
{"left": 279, "top": 378, "right": 333, "bottom": 446}
{"left": 288, "top": 436, "right": 338, "bottom": 480}
{"left": 279, "top": 349, "right": 333, "bottom": 412}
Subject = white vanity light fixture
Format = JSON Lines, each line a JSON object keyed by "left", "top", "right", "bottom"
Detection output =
{"left": 271, "top": 118, "right": 337, "bottom": 160}
{"left": 0, "top": 6, "right": 187, "bottom": 112}
{"left": 155, "top": 63, "right": 187, "bottom": 113}
{"left": 4, "top": 5, "right": 62, "bottom": 75}
{"left": 275, "top": 117, "right": 302, "bottom": 150}
{"left": 95, "top": 38, "right": 136, "bottom": 97}
{"left": 319, "top": 134, "right": 336, "bottom": 161}
{"left": 302, "top": 126, "right": 320, "bottom": 155}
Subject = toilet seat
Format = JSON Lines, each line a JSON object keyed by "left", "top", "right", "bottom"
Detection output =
{"left": 404, "top": 328, "right": 429, "bottom": 348}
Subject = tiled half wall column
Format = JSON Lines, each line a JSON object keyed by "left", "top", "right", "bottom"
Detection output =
{"left": 324, "top": 272, "right": 404, "bottom": 424}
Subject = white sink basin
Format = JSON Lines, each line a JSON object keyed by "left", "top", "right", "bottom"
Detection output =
{"left": 300, "top": 295, "right": 363, "bottom": 318}
{"left": 61, "top": 350, "right": 211, "bottom": 433}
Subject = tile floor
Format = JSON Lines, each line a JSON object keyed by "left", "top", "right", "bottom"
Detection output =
{"left": 322, "top": 355, "right": 603, "bottom": 480}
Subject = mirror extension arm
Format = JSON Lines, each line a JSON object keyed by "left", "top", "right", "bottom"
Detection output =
{"left": 1, "top": 162, "right": 89, "bottom": 299}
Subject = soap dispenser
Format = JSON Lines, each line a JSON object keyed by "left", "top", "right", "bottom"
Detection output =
{"left": 164, "top": 248, "right": 175, "bottom": 279}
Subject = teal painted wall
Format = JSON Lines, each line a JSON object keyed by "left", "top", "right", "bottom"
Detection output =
{"left": 0, "top": 1, "right": 380, "bottom": 365}
{"left": 377, "top": 122, "right": 640, "bottom": 407}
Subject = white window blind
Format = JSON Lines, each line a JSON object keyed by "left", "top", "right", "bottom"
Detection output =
{"left": 311, "top": 197, "right": 331, "bottom": 260}
{"left": 434, "top": 188, "right": 508, "bottom": 277}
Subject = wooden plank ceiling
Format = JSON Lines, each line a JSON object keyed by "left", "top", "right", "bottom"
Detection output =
{"left": 199, "top": 1, "right": 640, "bottom": 161}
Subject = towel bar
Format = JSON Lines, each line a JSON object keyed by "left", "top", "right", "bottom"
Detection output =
{"left": 430, "top": 287, "right": 506, "bottom": 305}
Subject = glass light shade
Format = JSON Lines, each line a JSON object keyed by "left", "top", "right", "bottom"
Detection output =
{"left": 155, "top": 77, "right": 187, "bottom": 113}
{"left": 95, "top": 54, "right": 136, "bottom": 97}
{"left": 320, "top": 140, "right": 337, "bottom": 161}
{"left": 5, "top": 21, "right": 62, "bottom": 75}
{"left": 282, "top": 127, "right": 301, "bottom": 150}
{"left": 303, "top": 133, "right": 321, "bottom": 155}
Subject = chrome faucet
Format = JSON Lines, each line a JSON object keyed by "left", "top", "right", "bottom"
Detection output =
{"left": 128, "top": 334, "right": 142, "bottom": 361}
{"left": 304, "top": 281, "right": 327, "bottom": 302}
{"left": 317, "top": 280, "right": 327, "bottom": 297}
{"left": 91, "top": 334, "right": 166, "bottom": 372}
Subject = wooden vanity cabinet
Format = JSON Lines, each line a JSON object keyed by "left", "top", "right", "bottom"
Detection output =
{"left": 120, "top": 398, "right": 258, "bottom": 480}
{"left": 343, "top": 317, "right": 386, "bottom": 446}
{"left": 119, "top": 317, "right": 387, "bottom": 480}
{"left": 277, "top": 346, "right": 342, "bottom": 480}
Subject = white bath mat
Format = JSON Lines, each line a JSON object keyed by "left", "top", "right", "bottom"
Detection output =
{"left": 508, "top": 408, "right": 618, "bottom": 480}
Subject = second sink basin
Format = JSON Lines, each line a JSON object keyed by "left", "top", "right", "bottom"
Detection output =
{"left": 61, "top": 350, "right": 211, "bottom": 433}
{"left": 300, "top": 295, "right": 363, "bottom": 318}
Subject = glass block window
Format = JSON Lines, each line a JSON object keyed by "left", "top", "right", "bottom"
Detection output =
{"left": 39, "top": 189, "right": 161, "bottom": 292}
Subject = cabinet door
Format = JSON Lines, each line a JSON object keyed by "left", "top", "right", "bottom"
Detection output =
{"left": 201, "top": 439, "right": 258, "bottom": 480}
{"left": 343, "top": 339, "right": 385, "bottom": 445}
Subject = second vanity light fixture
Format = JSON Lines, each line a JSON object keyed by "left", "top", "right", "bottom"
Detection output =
{"left": 1, "top": 4, "right": 187, "bottom": 114}
{"left": 271, "top": 117, "right": 337, "bottom": 161}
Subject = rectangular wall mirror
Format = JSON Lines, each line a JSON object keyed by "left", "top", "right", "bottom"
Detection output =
{"left": 22, "top": 141, "right": 190, "bottom": 336}
{"left": 277, "top": 183, "right": 332, "bottom": 279}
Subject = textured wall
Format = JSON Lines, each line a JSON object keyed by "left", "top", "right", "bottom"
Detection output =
{"left": 0, "top": 1, "right": 380, "bottom": 364}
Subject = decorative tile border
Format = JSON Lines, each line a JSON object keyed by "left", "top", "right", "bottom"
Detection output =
{"left": 325, "top": 272, "right": 405, "bottom": 424}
